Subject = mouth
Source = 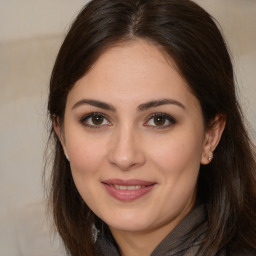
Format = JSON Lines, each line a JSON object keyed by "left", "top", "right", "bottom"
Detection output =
{"left": 101, "top": 179, "right": 156, "bottom": 201}
{"left": 111, "top": 184, "right": 147, "bottom": 190}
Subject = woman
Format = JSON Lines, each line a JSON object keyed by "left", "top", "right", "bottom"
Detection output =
{"left": 47, "top": 0, "right": 256, "bottom": 255}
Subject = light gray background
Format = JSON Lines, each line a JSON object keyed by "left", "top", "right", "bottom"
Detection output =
{"left": 0, "top": 0, "right": 255, "bottom": 255}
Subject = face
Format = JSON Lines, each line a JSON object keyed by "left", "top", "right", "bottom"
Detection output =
{"left": 59, "top": 40, "right": 214, "bottom": 237}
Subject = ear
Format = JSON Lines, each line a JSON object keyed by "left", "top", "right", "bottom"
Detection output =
{"left": 52, "top": 115, "right": 69, "bottom": 161}
{"left": 201, "top": 114, "right": 226, "bottom": 165}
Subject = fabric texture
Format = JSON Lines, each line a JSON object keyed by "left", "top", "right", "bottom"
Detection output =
{"left": 95, "top": 204, "right": 226, "bottom": 256}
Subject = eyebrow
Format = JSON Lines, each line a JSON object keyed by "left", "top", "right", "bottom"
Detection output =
{"left": 137, "top": 98, "right": 185, "bottom": 111}
{"left": 72, "top": 98, "right": 185, "bottom": 111}
{"left": 72, "top": 99, "right": 116, "bottom": 111}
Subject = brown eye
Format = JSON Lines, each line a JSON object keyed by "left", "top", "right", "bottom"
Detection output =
{"left": 144, "top": 113, "right": 176, "bottom": 129}
{"left": 81, "top": 113, "right": 111, "bottom": 128}
{"left": 91, "top": 115, "right": 104, "bottom": 125}
{"left": 153, "top": 116, "right": 166, "bottom": 126}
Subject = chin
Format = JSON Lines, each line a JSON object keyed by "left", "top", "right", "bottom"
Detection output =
{"left": 102, "top": 211, "right": 155, "bottom": 233}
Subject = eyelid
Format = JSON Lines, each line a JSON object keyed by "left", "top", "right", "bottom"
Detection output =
{"left": 80, "top": 112, "right": 112, "bottom": 128}
{"left": 79, "top": 112, "right": 176, "bottom": 129}
{"left": 144, "top": 112, "right": 177, "bottom": 129}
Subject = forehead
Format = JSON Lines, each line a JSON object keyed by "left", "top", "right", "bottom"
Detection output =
{"left": 67, "top": 39, "right": 199, "bottom": 111}
{"left": 82, "top": 40, "right": 179, "bottom": 85}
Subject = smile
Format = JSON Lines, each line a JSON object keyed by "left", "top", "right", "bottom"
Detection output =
{"left": 102, "top": 179, "right": 156, "bottom": 201}
{"left": 112, "top": 185, "right": 146, "bottom": 190}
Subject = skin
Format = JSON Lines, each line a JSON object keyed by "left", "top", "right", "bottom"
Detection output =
{"left": 55, "top": 39, "right": 224, "bottom": 256}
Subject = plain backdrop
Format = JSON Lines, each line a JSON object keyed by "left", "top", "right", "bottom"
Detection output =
{"left": 0, "top": 0, "right": 255, "bottom": 255}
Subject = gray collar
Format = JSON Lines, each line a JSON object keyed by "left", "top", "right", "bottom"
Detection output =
{"left": 96, "top": 204, "right": 207, "bottom": 256}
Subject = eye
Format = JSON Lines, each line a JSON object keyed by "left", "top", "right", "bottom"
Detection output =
{"left": 144, "top": 113, "right": 176, "bottom": 129}
{"left": 80, "top": 113, "right": 111, "bottom": 128}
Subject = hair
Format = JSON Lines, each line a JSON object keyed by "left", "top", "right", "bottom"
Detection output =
{"left": 47, "top": 0, "right": 256, "bottom": 255}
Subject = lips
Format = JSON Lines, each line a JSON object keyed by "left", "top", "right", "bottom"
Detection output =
{"left": 102, "top": 179, "right": 156, "bottom": 201}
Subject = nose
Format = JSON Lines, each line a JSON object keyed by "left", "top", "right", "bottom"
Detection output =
{"left": 108, "top": 125, "right": 146, "bottom": 171}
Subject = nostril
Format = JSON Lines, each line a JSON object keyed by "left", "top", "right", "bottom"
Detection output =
{"left": 109, "top": 152, "right": 146, "bottom": 171}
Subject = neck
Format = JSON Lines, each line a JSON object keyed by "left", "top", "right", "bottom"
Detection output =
{"left": 108, "top": 198, "right": 196, "bottom": 256}
{"left": 110, "top": 215, "right": 186, "bottom": 256}
{"left": 113, "top": 230, "right": 165, "bottom": 256}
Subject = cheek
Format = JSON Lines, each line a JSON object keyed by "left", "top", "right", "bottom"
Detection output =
{"left": 66, "top": 134, "right": 106, "bottom": 176}
{"left": 66, "top": 135, "right": 107, "bottom": 207}
{"left": 148, "top": 128, "right": 204, "bottom": 176}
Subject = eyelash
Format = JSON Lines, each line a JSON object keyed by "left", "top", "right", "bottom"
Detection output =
{"left": 80, "top": 112, "right": 111, "bottom": 129}
{"left": 144, "top": 112, "right": 177, "bottom": 129}
{"left": 80, "top": 112, "right": 176, "bottom": 129}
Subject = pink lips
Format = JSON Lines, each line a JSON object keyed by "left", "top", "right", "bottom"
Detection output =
{"left": 102, "top": 179, "right": 156, "bottom": 201}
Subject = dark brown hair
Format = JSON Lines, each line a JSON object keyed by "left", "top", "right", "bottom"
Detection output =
{"left": 47, "top": 0, "right": 256, "bottom": 255}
